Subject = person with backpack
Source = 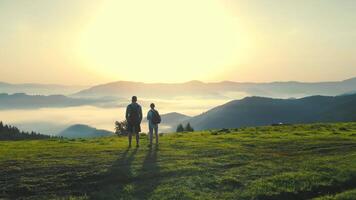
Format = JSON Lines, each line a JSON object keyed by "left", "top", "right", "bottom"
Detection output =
{"left": 126, "top": 96, "right": 143, "bottom": 148}
{"left": 147, "top": 103, "right": 161, "bottom": 147}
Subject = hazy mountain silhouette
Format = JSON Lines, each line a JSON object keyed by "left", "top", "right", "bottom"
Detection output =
{"left": 58, "top": 124, "right": 113, "bottom": 138}
{"left": 160, "top": 112, "right": 191, "bottom": 125}
{"left": 73, "top": 80, "right": 222, "bottom": 98}
{"left": 0, "top": 82, "right": 86, "bottom": 95}
{"left": 184, "top": 94, "right": 356, "bottom": 130}
{"left": 143, "top": 112, "right": 191, "bottom": 128}
{"left": 73, "top": 77, "right": 356, "bottom": 99}
{"left": 0, "top": 93, "right": 115, "bottom": 109}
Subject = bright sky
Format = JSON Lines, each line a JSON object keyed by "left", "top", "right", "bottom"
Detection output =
{"left": 0, "top": 0, "right": 355, "bottom": 85}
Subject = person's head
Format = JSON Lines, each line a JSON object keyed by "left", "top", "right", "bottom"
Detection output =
{"left": 131, "top": 96, "right": 137, "bottom": 103}
{"left": 150, "top": 103, "right": 155, "bottom": 109}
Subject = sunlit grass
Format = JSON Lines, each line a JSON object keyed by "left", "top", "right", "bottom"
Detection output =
{"left": 1, "top": 122, "right": 356, "bottom": 199}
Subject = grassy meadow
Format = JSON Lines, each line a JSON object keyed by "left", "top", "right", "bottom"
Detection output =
{"left": 1, "top": 122, "right": 356, "bottom": 199}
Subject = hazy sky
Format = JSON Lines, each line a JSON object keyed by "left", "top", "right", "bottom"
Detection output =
{"left": 0, "top": 0, "right": 355, "bottom": 85}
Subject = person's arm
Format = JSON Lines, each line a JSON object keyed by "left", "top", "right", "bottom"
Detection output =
{"left": 147, "top": 110, "right": 151, "bottom": 121}
{"left": 139, "top": 105, "right": 143, "bottom": 122}
{"left": 125, "top": 105, "right": 130, "bottom": 121}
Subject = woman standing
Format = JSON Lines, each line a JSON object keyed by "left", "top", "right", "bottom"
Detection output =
{"left": 147, "top": 103, "right": 161, "bottom": 147}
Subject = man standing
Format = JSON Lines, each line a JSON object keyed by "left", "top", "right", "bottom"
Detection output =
{"left": 126, "top": 96, "right": 143, "bottom": 148}
{"left": 147, "top": 103, "right": 161, "bottom": 147}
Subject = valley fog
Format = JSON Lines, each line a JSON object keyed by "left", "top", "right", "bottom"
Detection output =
{"left": 0, "top": 97, "right": 231, "bottom": 135}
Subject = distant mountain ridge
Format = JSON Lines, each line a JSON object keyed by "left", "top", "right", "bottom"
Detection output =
{"left": 74, "top": 77, "right": 356, "bottom": 99}
{"left": 1, "top": 78, "right": 355, "bottom": 98}
{"left": 58, "top": 124, "right": 113, "bottom": 138}
{"left": 159, "top": 112, "right": 191, "bottom": 125}
{"left": 184, "top": 93, "right": 356, "bottom": 130}
{"left": 0, "top": 82, "right": 86, "bottom": 95}
{"left": 0, "top": 93, "right": 116, "bottom": 109}
{"left": 143, "top": 112, "right": 191, "bottom": 129}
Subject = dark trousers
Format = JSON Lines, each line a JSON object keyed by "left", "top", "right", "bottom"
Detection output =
{"left": 128, "top": 126, "right": 139, "bottom": 146}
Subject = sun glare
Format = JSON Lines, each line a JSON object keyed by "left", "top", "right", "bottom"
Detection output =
{"left": 77, "top": 0, "right": 250, "bottom": 83}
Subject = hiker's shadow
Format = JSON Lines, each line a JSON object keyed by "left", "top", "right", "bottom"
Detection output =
{"left": 90, "top": 148, "right": 138, "bottom": 199}
{"left": 108, "top": 148, "right": 138, "bottom": 183}
{"left": 135, "top": 146, "right": 160, "bottom": 199}
{"left": 89, "top": 146, "right": 161, "bottom": 199}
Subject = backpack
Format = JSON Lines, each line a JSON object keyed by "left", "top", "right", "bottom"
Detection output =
{"left": 151, "top": 110, "right": 161, "bottom": 124}
{"left": 128, "top": 104, "right": 140, "bottom": 124}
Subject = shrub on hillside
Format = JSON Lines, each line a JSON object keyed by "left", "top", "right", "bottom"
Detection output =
{"left": 115, "top": 120, "right": 128, "bottom": 135}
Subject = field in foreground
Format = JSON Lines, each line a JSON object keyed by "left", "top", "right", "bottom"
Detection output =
{"left": 1, "top": 123, "right": 356, "bottom": 200}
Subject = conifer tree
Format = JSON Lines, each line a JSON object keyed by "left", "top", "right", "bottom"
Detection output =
{"left": 184, "top": 123, "right": 194, "bottom": 132}
{"left": 176, "top": 124, "right": 184, "bottom": 132}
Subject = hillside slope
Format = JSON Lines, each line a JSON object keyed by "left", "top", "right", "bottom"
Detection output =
{"left": 0, "top": 122, "right": 53, "bottom": 140}
{"left": 186, "top": 94, "right": 356, "bottom": 130}
{"left": 58, "top": 124, "right": 113, "bottom": 138}
{"left": 1, "top": 122, "right": 356, "bottom": 199}
{"left": 142, "top": 112, "right": 191, "bottom": 127}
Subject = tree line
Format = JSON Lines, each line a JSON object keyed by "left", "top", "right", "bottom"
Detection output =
{"left": 0, "top": 121, "right": 57, "bottom": 140}
{"left": 176, "top": 123, "right": 194, "bottom": 132}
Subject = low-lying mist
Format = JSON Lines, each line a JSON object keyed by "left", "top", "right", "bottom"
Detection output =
{"left": 0, "top": 97, "right": 231, "bottom": 135}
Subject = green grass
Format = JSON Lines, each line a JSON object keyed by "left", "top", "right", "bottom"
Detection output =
{"left": 1, "top": 122, "right": 356, "bottom": 200}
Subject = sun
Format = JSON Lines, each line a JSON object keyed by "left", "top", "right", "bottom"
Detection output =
{"left": 76, "top": 0, "right": 250, "bottom": 83}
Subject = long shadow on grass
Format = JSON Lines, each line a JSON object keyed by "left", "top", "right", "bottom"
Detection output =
{"left": 106, "top": 148, "right": 138, "bottom": 183}
{"left": 89, "top": 146, "right": 161, "bottom": 199}
{"left": 133, "top": 146, "right": 160, "bottom": 199}
{"left": 89, "top": 148, "right": 138, "bottom": 199}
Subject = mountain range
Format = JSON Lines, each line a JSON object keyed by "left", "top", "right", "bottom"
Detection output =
{"left": 1, "top": 78, "right": 355, "bottom": 136}
{"left": 2, "top": 77, "right": 355, "bottom": 100}
{"left": 184, "top": 93, "right": 356, "bottom": 130}
{"left": 74, "top": 77, "right": 356, "bottom": 99}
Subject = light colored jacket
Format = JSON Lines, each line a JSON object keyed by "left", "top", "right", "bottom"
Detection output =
{"left": 147, "top": 109, "right": 156, "bottom": 126}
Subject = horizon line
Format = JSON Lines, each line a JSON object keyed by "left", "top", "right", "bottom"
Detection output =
{"left": 1, "top": 76, "right": 355, "bottom": 87}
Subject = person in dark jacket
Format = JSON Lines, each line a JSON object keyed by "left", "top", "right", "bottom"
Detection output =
{"left": 125, "top": 96, "right": 142, "bottom": 147}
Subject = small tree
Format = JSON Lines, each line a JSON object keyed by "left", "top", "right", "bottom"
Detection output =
{"left": 184, "top": 123, "right": 194, "bottom": 132}
{"left": 176, "top": 124, "right": 184, "bottom": 132}
{"left": 115, "top": 120, "right": 128, "bottom": 135}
